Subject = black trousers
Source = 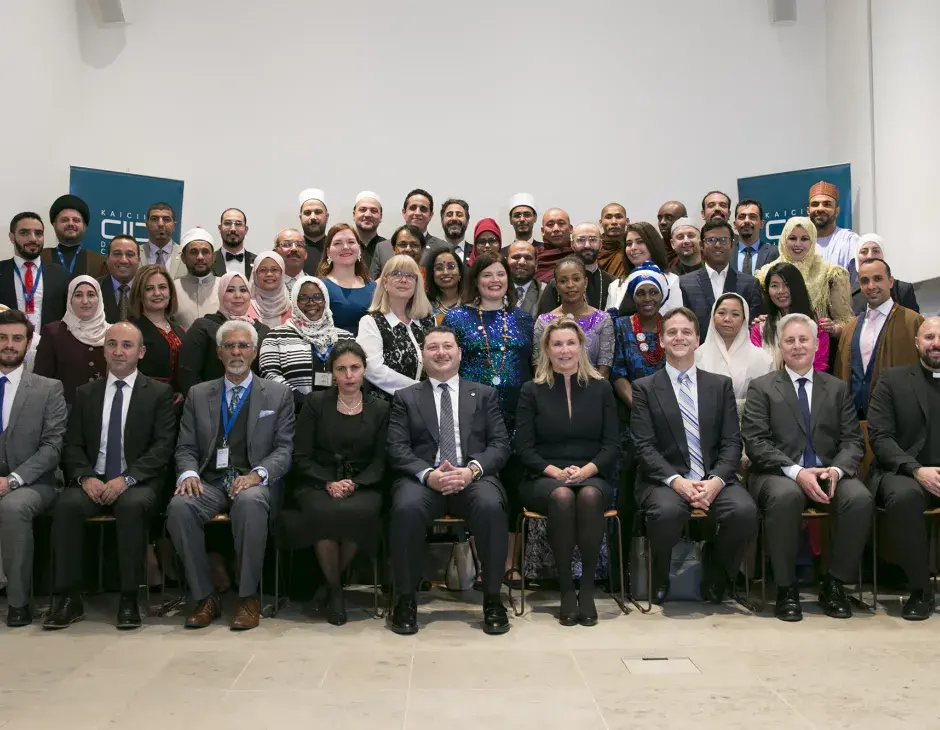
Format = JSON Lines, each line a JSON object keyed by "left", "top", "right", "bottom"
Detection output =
{"left": 390, "top": 476, "right": 508, "bottom": 596}
{"left": 879, "top": 474, "right": 940, "bottom": 592}
{"left": 52, "top": 484, "right": 157, "bottom": 593}
{"left": 753, "top": 475, "right": 873, "bottom": 587}
{"left": 642, "top": 482, "right": 758, "bottom": 580}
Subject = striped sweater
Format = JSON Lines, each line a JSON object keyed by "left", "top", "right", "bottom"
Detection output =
{"left": 259, "top": 324, "right": 354, "bottom": 398}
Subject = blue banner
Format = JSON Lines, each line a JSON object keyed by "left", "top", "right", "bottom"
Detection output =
{"left": 737, "top": 163, "right": 851, "bottom": 244}
{"left": 69, "top": 166, "right": 185, "bottom": 256}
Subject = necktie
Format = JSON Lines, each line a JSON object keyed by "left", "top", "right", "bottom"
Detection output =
{"left": 155, "top": 249, "right": 167, "bottom": 268}
{"left": 226, "top": 252, "right": 245, "bottom": 263}
{"left": 516, "top": 286, "right": 525, "bottom": 302}
{"left": 860, "top": 309, "right": 879, "bottom": 370}
{"left": 104, "top": 380, "right": 126, "bottom": 480}
{"left": 742, "top": 246, "right": 755, "bottom": 275}
{"left": 677, "top": 373, "right": 705, "bottom": 481}
{"left": 437, "top": 383, "right": 458, "bottom": 467}
{"left": 223, "top": 385, "right": 244, "bottom": 492}
{"left": 797, "top": 378, "right": 817, "bottom": 468}
{"left": 0, "top": 376, "right": 8, "bottom": 435}
{"left": 22, "top": 262, "right": 35, "bottom": 314}
{"left": 117, "top": 284, "right": 129, "bottom": 321}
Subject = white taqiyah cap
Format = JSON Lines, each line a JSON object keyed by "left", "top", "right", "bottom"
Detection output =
{"left": 180, "top": 227, "right": 215, "bottom": 250}
{"left": 355, "top": 190, "right": 381, "bottom": 206}
{"left": 508, "top": 193, "right": 536, "bottom": 213}
{"left": 298, "top": 188, "right": 328, "bottom": 209}
{"left": 671, "top": 217, "right": 699, "bottom": 235}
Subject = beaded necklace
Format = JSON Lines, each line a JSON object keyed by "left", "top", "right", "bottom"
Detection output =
{"left": 476, "top": 306, "right": 510, "bottom": 386}
{"left": 631, "top": 313, "right": 664, "bottom": 365}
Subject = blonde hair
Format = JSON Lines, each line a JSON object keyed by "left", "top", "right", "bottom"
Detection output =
{"left": 369, "top": 254, "right": 433, "bottom": 320}
{"left": 533, "top": 318, "right": 602, "bottom": 387}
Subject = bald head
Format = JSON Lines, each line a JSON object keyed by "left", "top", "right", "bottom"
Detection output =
{"left": 657, "top": 200, "right": 688, "bottom": 242}
{"left": 104, "top": 321, "right": 145, "bottom": 378}
{"left": 600, "top": 203, "right": 628, "bottom": 242}
{"left": 541, "top": 208, "right": 571, "bottom": 249}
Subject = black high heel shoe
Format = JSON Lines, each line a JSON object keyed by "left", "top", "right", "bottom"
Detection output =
{"left": 326, "top": 585, "right": 347, "bottom": 626}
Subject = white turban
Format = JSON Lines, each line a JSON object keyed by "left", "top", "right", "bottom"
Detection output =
{"left": 298, "top": 188, "right": 328, "bottom": 210}
{"left": 671, "top": 217, "right": 699, "bottom": 235}
{"left": 181, "top": 227, "right": 215, "bottom": 250}
{"left": 355, "top": 190, "right": 382, "bottom": 206}
{"left": 508, "top": 193, "right": 536, "bottom": 213}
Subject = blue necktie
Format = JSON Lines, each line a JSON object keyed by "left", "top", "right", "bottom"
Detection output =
{"left": 797, "top": 378, "right": 816, "bottom": 468}
{"left": 0, "top": 376, "right": 7, "bottom": 435}
{"left": 678, "top": 372, "right": 705, "bottom": 481}
{"left": 104, "top": 380, "right": 126, "bottom": 480}
{"left": 223, "top": 385, "right": 244, "bottom": 492}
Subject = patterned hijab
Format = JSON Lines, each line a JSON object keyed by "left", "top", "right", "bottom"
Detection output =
{"left": 250, "top": 251, "right": 291, "bottom": 327}
{"left": 288, "top": 276, "right": 343, "bottom": 354}
{"left": 217, "top": 272, "right": 258, "bottom": 323}
{"left": 757, "top": 217, "right": 829, "bottom": 316}
{"left": 63, "top": 275, "right": 110, "bottom": 347}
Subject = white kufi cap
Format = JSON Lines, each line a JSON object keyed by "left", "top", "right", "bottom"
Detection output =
{"left": 355, "top": 190, "right": 382, "bottom": 206}
{"left": 298, "top": 188, "right": 328, "bottom": 209}
{"left": 508, "top": 193, "right": 537, "bottom": 213}
{"left": 180, "top": 227, "right": 215, "bottom": 250}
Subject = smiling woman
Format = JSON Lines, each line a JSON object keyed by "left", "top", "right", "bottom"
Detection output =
{"left": 128, "top": 264, "right": 186, "bottom": 404}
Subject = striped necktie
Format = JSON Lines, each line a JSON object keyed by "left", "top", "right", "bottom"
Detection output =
{"left": 678, "top": 372, "right": 705, "bottom": 481}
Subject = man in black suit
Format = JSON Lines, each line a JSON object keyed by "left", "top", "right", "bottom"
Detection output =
{"left": 386, "top": 326, "right": 511, "bottom": 635}
{"left": 40, "top": 195, "right": 108, "bottom": 280}
{"left": 731, "top": 200, "right": 779, "bottom": 275}
{"left": 632, "top": 308, "right": 758, "bottom": 604}
{"left": 98, "top": 235, "right": 140, "bottom": 322}
{"left": 45, "top": 322, "right": 176, "bottom": 630}
{"left": 867, "top": 317, "right": 940, "bottom": 620}
{"left": 679, "top": 219, "right": 763, "bottom": 341}
{"left": 538, "top": 223, "right": 615, "bottom": 313}
{"left": 212, "top": 208, "right": 256, "bottom": 279}
{"left": 299, "top": 189, "right": 329, "bottom": 274}
{"left": 2, "top": 212, "right": 68, "bottom": 330}
{"left": 743, "top": 313, "right": 871, "bottom": 622}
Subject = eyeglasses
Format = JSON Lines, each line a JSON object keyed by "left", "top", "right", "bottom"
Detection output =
{"left": 220, "top": 221, "right": 246, "bottom": 229}
{"left": 433, "top": 263, "right": 458, "bottom": 272}
{"left": 277, "top": 241, "right": 305, "bottom": 249}
{"left": 394, "top": 242, "right": 420, "bottom": 251}
{"left": 220, "top": 342, "right": 254, "bottom": 351}
{"left": 475, "top": 237, "right": 500, "bottom": 247}
{"left": 703, "top": 236, "right": 732, "bottom": 246}
{"left": 297, "top": 294, "right": 325, "bottom": 304}
{"left": 574, "top": 236, "right": 600, "bottom": 245}
{"left": 387, "top": 270, "right": 418, "bottom": 281}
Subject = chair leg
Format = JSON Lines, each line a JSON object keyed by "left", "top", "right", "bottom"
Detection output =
{"left": 610, "top": 515, "right": 628, "bottom": 614}
{"left": 759, "top": 525, "right": 767, "bottom": 613}
{"left": 270, "top": 548, "right": 280, "bottom": 618}
{"left": 372, "top": 552, "right": 385, "bottom": 619}
{"left": 513, "top": 513, "right": 527, "bottom": 617}
{"left": 97, "top": 523, "right": 105, "bottom": 594}
{"left": 871, "top": 509, "right": 878, "bottom": 612}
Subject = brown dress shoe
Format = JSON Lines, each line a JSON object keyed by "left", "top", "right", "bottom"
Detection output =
{"left": 231, "top": 597, "right": 261, "bottom": 631}
{"left": 185, "top": 595, "right": 221, "bottom": 629}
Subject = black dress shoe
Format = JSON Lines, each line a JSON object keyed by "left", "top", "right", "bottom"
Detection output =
{"left": 818, "top": 575, "right": 852, "bottom": 619}
{"left": 651, "top": 583, "right": 669, "bottom": 606}
{"left": 6, "top": 605, "right": 32, "bottom": 628}
{"left": 902, "top": 589, "right": 935, "bottom": 621}
{"left": 774, "top": 586, "right": 803, "bottom": 622}
{"left": 43, "top": 595, "right": 85, "bottom": 630}
{"left": 558, "top": 590, "right": 579, "bottom": 626}
{"left": 116, "top": 593, "right": 142, "bottom": 630}
{"left": 482, "top": 597, "right": 510, "bottom": 635}
{"left": 700, "top": 544, "right": 727, "bottom": 604}
{"left": 326, "top": 586, "right": 347, "bottom": 627}
{"left": 388, "top": 595, "right": 418, "bottom": 635}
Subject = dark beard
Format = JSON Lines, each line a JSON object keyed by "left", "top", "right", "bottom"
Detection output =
{"left": 920, "top": 353, "right": 940, "bottom": 371}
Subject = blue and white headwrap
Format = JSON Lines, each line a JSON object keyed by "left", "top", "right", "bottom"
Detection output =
{"left": 626, "top": 261, "right": 668, "bottom": 300}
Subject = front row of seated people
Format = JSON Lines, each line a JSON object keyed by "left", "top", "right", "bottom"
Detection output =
{"left": 0, "top": 304, "right": 938, "bottom": 633}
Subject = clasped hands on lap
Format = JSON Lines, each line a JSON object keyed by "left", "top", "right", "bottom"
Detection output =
{"left": 81, "top": 476, "right": 129, "bottom": 505}
{"left": 175, "top": 473, "right": 262, "bottom": 498}
{"left": 671, "top": 476, "right": 723, "bottom": 510}
{"left": 795, "top": 466, "right": 840, "bottom": 504}
{"left": 427, "top": 460, "right": 472, "bottom": 496}
{"left": 913, "top": 466, "right": 940, "bottom": 498}
{"left": 544, "top": 463, "right": 598, "bottom": 486}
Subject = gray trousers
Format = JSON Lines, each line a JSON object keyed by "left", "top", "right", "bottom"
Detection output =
{"left": 754, "top": 475, "right": 873, "bottom": 587}
{"left": 0, "top": 483, "right": 58, "bottom": 607}
{"left": 166, "top": 482, "right": 269, "bottom": 601}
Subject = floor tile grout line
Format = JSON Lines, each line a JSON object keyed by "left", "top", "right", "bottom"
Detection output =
{"left": 569, "top": 648, "right": 610, "bottom": 730}
{"left": 757, "top": 675, "right": 817, "bottom": 729}
{"left": 228, "top": 653, "right": 256, "bottom": 689}
{"left": 402, "top": 639, "right": 415, "bottom": 730}
{"left": 317, "top": 655, "right": 333, "bottom": 690}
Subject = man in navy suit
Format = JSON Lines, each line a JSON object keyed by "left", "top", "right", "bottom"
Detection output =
{"left": 731, "top": 200, "right": 779, "bottom": 275}
{"left": 679, "top": 219, "right": 763, "bottom": 341}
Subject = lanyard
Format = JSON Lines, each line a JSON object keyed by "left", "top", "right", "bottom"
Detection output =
{"left": 13, "top": 263, "right": 41, "bottom": 308}
{"left": 55, "top": 247, "right": 78, "bottom": 276}
{"left": 312, "top": 344, "right": 333, "bottom": 363}
{"left": 220, "top": 380, "right": 252, "bottom": 445}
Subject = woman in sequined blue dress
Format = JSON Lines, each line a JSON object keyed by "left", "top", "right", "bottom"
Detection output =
{"left": 443, "top": 253, "right": 534, "bottom": 586}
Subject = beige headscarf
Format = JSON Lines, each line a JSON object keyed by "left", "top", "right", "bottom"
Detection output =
{"left": 62, "top": 275, "right": 110, "bottom": 347}
{"left": 250, "top": 251, "right": 291, "bottom": 328}
{"left": 855, "top": 233, "right": 884, "bottom": 274}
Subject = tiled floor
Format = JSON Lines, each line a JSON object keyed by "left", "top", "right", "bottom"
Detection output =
{"left": 0, "top": 586, "right": 936, "bottom": 729}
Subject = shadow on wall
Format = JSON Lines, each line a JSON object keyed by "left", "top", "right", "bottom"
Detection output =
{"left": 75, "top": 0, "right": 126, "bottom": 68}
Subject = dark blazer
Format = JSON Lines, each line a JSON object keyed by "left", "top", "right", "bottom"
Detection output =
{"left": 537, "top": 268, "right": 616, "bottom": 314}
{"left": 32, "top": 321, "right": 106, "bottom": 404}
{"left": 679, "top": 266, "right": 764, "bottom": 342}
{"left": 99, "top": 275, "right": 120, "bottom": 323}
{"left": 133, "top": 316, "right": 187, "bottom": 392}
{"left": 731, "top": 242, "right": 779, "bottom": 273}
{"left": 178, "top": 312, "right": 270, "bottom": 396}
{"left": 40, "top": 246, "right": 108, "bottom": 280}
{"left": 867, "top": 364, "right": 935, "bottom": 492}
{"left": 851, "top": 280, "right": 919, "bottom": 315}
{"left": 211, "top": 249, "right": 256, "bottom": 279}
{"left": 631, "top": 367, "right": 741, "bottom": 502}
{"left": 515, "top": 375, "right": 619, "bottom": 477}
{"left": 292, "top": 388, "right": 390, "bottom": 489}
{"left": 516, "top": 281, "right": 546, "bottom": 318}
{"left": 63, "top": 373, "right": 177, "bottom": 487}
{"left": 387, "top": 378, "right": 510, "bottom": 484}
{"left": 302, "top": 239, "right": 325, "bottom": 275}
{"left": 0, "top": 258, "right": 68, "bottom": 327}
{"left": 742, "top": 369, "right": 864, "bottom": 486}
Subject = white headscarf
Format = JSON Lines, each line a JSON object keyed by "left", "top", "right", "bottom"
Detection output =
{"left": 250, "top": 251, "right": 291, "bottom": 328}
{"left": 287, "top": 276, "right": 344, "bottom": 354}
{"left": 62, "top": 275, "right": 110, "bottom": 347}
{"left": 855, "top": 232, "right": 884, "bottom": 275}
{"left": 695, "top": 292, "right": 773, "bottom": 401}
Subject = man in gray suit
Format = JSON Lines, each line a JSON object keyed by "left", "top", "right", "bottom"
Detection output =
{"left": 743, "top": 313, "right": 871, "bottom": 622}
{"left": 0, "top": 309, "right": 67, "bottom": 626}
{"left": 167, "top": 320, "right": 294, "bottom": 631}
{"left": 507, "top": 241, "right": 544, "bottom": 318}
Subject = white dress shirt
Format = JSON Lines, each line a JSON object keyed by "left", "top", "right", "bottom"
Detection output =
{"left": 147, "top": 242, "right": 174, "bottom": 270}
{"left": 94, "top": 370, "right": 139, "bottom": 475}
{"left": 417, "top": 374, "right": 482, "bottom": 483}
{"left": 357, "top": 312, "right": 424, "bottom": 396}
{"left": 1, "top": 365, "right": 25, "bottom": 486}
{"left": 860, "top": 298, "right": 893, "bottom": 370}
{"left": 706, "top": 264, "right": 729, "bottom": 301}
{"left": 781, "top": 366, "right": 844, "bottom": 481}
{"left": 223, "top": 247, "right": 248, "bottom": 277}
{"left": 12, "top": 255, "right": 44, "bottom": 333}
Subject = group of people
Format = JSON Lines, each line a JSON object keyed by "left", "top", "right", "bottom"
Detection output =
{"left": 0, "top": 177, "right": 934, "bottom": 636}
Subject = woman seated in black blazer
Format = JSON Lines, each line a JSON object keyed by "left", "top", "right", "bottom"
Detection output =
{"left": 291, "top": 340, "right": 390, "bottom": 626}
{"left": 515, "top": 318, "right": 619, "bottom": 627}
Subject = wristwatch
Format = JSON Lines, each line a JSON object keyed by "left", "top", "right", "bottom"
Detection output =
{"left": 468, "top": 463, "right": 483, "bottom": 482}
{"left": 8, "top": 477, "right": 21, "bottom": 491}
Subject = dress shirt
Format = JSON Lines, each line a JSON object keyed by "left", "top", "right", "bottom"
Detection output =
{"left": 176, "top": 372, "right": 268, "bottom": 487}
{"left": 1, "top": 365, "right": 25, "bottom": 485}
{"left": 223, "top": 247, "right": 247, "bottom": 277}
{"left": 12, "top": 255, "right": 44, "bottom": 333}
{"left": 94, "top": 370, "right": 139, "bottom": 475}
{"left": 781, "top": 366, "right": 844, "bottom": 481}
{"left": 705, "top": 264, "right": 729, "bottom": 301}
{"left": 736, "top": 242, "right": 759, "bottom": 272}
{"left": 147, "top": 242, "right": 174, "bottom": 269}
{"left": 284, "top": 273, "right": 301, "bottom": 293}
{"left": 416, "top": 374, "right": 482, "bottom": 484}
{"left": 860, "top": 298, "right": 894, "bottom": 367}
{"left": 514, "top": 280, "right": 535, "bottom": 300}
{"left": 449, "top": 240, "right": 468, "bottom": 262}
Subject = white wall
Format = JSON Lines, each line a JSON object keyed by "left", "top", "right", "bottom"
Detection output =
{"left": 1, "top": 0, "right": 829, "bottom": 259}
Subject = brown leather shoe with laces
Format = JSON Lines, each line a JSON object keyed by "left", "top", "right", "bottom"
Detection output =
{"left": 185, "top": 594, "right": 221, "bottom": 629}
{"left": 231, "top": 597, "right": 261, "bottom": 630}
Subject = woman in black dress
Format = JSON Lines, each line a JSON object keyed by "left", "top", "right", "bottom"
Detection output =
{"left": 292, "top": 340, "right": 390, "bottom": 626}
{"left": 515, "top": 318, "right": 619, "bottom": 626}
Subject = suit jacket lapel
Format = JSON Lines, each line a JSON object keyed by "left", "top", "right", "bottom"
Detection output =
{"left": 695, "top": 372, "right": 713, "bottom": 465}
{"left": 653, "top": 370, "right": 688, "bottom": 459}
{"left": 697, "top": 267, "right": 715, "bottom": 312}
{"left": 775, "top": 371, "right": 806, "bottom": 435}
{"left": 810, "top": 374, "right": 828, "bottom": 436}
{"left": 207, "top": 380, "right": 223, "bottom": 446}
{"left": 724, "top": 267, "right": 738, "bottom": 295}
{"left": 88, "top": 378, "right": 107, "bottom": 458}
{"left": 909, "top": 366, "right": 931, "bottom": 425}
{"left": 417, "top": 380, "right": 439, "bottom": 444}
{"left": 8, "top": 372, "right": 31, "bottom": 433}
{"left": 458, "top": 380, "right": 475, "bottom": 456}
{"left": 246, "top": 378, "right": 262, "bottom": 444}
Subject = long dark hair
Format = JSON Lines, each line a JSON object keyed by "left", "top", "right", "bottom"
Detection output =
{"left": 622, "top": 222, "right": 670, "bottom": 278}
{"left": 761, "top": 261, "right": 816, "bottom": 346}
{"left": 426, "top": 246, "right": 466, "bottom": 303}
